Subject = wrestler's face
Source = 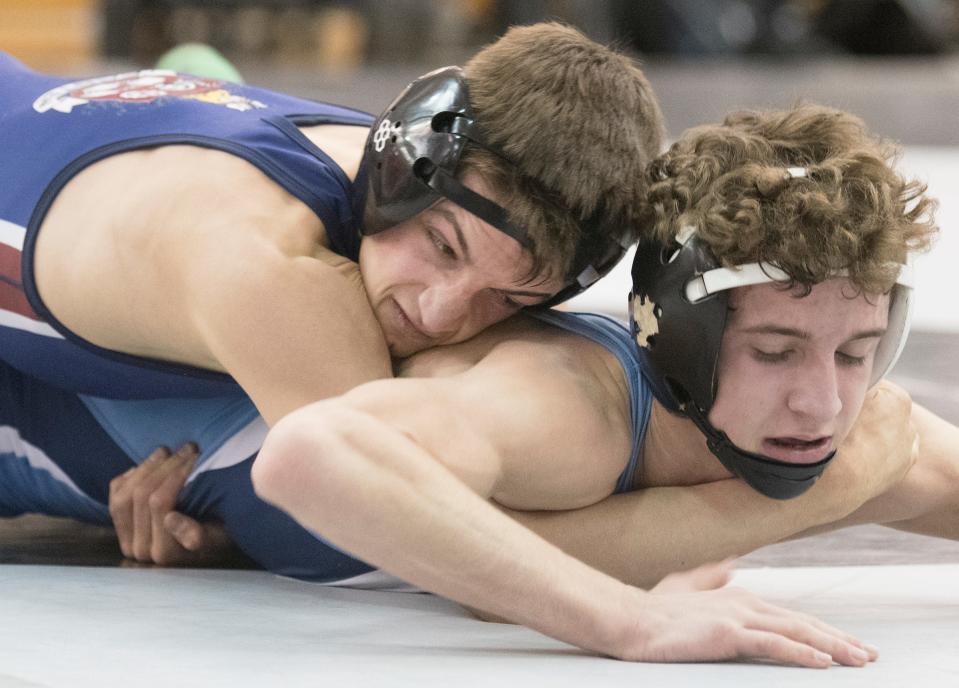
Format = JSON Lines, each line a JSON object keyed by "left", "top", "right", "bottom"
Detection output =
{"left": 359, "top": 171, "right": 563, "bottom": 357}
{"left": 709, "top": 278, "right": 889, "bottom": 465}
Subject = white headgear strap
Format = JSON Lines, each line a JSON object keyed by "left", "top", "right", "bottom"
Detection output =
{"left": 683, "top": 252, "right": 914, "bottom": 386}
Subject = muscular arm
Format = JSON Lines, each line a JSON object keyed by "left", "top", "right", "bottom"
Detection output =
{"left": 248, "top": 340, "right": 875, "bottom": 664}
{"left": 250, "top": 335, "right": 648, "bottom": 656}
{"left": 505, "top": 382, "right": 919, "bottom": 589}
{"left": 37, "top": 147, "right": 392, "bottom": 426}
{"left": 187, "top": 232, "right": 392, "bottom": 425}
{"left": 173, "top": 156, "right": 393, "bottom": 425}
{"left": 823, "top": 402, "right": 959, "bottom": 538}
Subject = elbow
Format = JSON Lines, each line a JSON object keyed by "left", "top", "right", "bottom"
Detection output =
{"left": 250, "top": 414, "right": 299, "bottom": 507}
{"left": 251, "top": 402, "right": 334, "bottom": 508}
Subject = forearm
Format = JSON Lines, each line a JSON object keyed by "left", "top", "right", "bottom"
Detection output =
{"left": 866, "top": 403, "right": 959, "bottom": 540}
{"left": 506, "top": 478, "right": 840, "bottom": 589}
{"left": 512, "top": 382, "right": 920, "bottom": 587}
{"left": 251, "top": 401, "right": 639, "bottom": 656}
{"left": 694, "top": 402, "right": 959, "bottom": 546}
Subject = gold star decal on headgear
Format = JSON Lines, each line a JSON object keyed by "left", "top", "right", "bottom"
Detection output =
{"left": 632, "top": 294, "right": 659, "bottom": 348}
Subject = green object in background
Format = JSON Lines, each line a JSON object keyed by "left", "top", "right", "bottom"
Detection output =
{"left": 155, "top": 43, "right": 245, "bottom": 84}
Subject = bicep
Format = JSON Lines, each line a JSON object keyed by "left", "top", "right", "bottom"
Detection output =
{"left": 346, "top": 348, "right": 629, "bottom": 509}
{"left": 187, "top": 243, "right": 392, "bottom": 425}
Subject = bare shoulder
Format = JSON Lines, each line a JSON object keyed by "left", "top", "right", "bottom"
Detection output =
{"left": 340, "top": 312, "right": 635, "bottom": 510}
{"left": 400, "top": 312, "right": 628, "bottom": 396}
{"left": 472, "top": 314, "right": 629, "bottom": 408}
{"left": 461, "top": 313, "right": 634, "bottom": 508}
{"left": 35, "top": 144, "right": 381, "bottom": 392}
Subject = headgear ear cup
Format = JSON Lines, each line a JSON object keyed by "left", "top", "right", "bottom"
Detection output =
{"left": 630, "top": 231, "right": 913, "bottom": 499}
{"left": 871, "top": 259, "right": 914, "bottom": 385}
{"left": 354, "top": 66, "right": 634, "bottom": 304}
{"left": 357, "top": 67, "right": 475, "bottom": 236}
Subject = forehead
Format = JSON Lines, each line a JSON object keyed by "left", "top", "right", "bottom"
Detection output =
{"left": 431, "top": 172, "right": 564, "bottom": 289}
{"left": 727, "top": 278, "right": 891, "bottom": 331}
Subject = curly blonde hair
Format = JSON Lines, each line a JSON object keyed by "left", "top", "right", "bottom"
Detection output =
{"left": 646, "top": 104, "right": 937, "bottom": 294}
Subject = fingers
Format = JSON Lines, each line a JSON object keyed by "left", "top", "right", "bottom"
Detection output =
{"left": 109, "top": 446, "right": 171, "bottom": 559}
{"left": 736, "top": 629, "right": 834, "bottom": 669}
{"left": 134, "top": 444, "right": 196, "bottom": 561}
{"left": 653, "top": 559, "right": 736, "bottom": 594}
{"left": 744, "top": 609, "right": 873, "bottom": 667}
{"left": 636, "top": 586, "right": 878, "bottom": 668}
{"left": 148, "top": 448, "right": 200, "bottom": 563}
{"left": 163, "top": 511, "right": 207, "bottom": 552}
{"left": 755, "top": 601, "right": 879, "bottom": 663}
{"left": 109, "top": 443, "right": 199, "bottom": 563}
{"left": 164, "top": 515, "right": 236, "bottom": 566}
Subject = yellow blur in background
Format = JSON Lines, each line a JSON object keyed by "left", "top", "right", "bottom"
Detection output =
{"left": 0, "top": 0, "right": 99, "bottom": 69}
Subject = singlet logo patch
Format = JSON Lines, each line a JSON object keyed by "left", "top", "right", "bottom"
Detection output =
{"left": 33, "top": 70, "right": 267, "bottom": 114}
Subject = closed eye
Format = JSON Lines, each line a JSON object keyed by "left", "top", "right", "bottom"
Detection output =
{"left": 837, "top": 351, "right": 867, "bottom": 367}
{"left": 752, "top": 349, "right": 791, "bottom": 364}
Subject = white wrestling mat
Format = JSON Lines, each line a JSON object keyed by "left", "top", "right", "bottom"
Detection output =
{"left": 0, "top": 563, "right": 955, "bottom": 687}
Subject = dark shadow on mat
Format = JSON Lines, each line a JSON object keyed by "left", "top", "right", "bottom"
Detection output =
{"left": 0, "top": 514, "right": 255, "bottom": 569}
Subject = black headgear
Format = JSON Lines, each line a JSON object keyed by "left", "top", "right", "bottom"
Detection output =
{"left": 630, "top": 227, "right": 913, "bottom": 500}
{"left": 354, "top": 66, "right": 633, "bottom": 305}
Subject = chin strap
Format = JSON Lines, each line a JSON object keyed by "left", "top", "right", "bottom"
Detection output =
{"left": 684, "top": 404, "right": 835, "bottom": 500}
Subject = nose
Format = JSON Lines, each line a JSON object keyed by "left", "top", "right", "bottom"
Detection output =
{"left": 417, "top": 277, "right": 475, "bottom": 336}
{"left": 785, "top": 356, "right": 843, "bottom": 423}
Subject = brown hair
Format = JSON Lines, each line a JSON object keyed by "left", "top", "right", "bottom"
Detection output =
{"left": 646, "top": 104, "right": 937, "bottom": 294}
{"left": 462, "top": 22, "right": 665, "bottom": 282}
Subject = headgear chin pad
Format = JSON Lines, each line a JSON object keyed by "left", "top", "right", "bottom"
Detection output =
{"left": 685, "top": 403, "right": 834, "bottom": 500}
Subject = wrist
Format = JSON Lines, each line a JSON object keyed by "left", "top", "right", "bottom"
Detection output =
{"left": 578, "top": 582, "right": 655, "bottom": 661}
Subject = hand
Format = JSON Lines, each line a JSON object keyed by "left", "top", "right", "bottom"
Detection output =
{"left": 813, "top": 380, "right": 917, "bottom": 518}
{"left": 650, "top": 558, "right": 736, "bottom": 594}
{"left": 620, "top": 574, "right": 878, "bottom": 667}
{"left": 109, "top": 444, "right": 236, "bottom": 566}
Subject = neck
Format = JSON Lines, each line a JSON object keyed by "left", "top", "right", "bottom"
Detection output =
{"left": 640, "top": 401, "right": 732, "bottom": 488}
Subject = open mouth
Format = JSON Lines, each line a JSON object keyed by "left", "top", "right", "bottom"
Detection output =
{"left": 762, "top": 436, "right": 832, "bottom": 464}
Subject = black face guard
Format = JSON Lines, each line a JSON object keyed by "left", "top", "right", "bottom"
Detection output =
{"left": 684, "top": 402, "right": 835, "bottom": 500}
{"left": 355, "top": 66, "right": 632, "bottom": 305}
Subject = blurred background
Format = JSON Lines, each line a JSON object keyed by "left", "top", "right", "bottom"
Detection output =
{"left": 1, "top": 1, "right": 959, "bottom": 566}
{"left": 2, "top": 1, "right": 958, "bottom": 140}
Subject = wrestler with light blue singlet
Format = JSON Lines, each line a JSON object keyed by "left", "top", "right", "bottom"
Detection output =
{"left": 0, "top": 308, "right": 646, "bottom": 582}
